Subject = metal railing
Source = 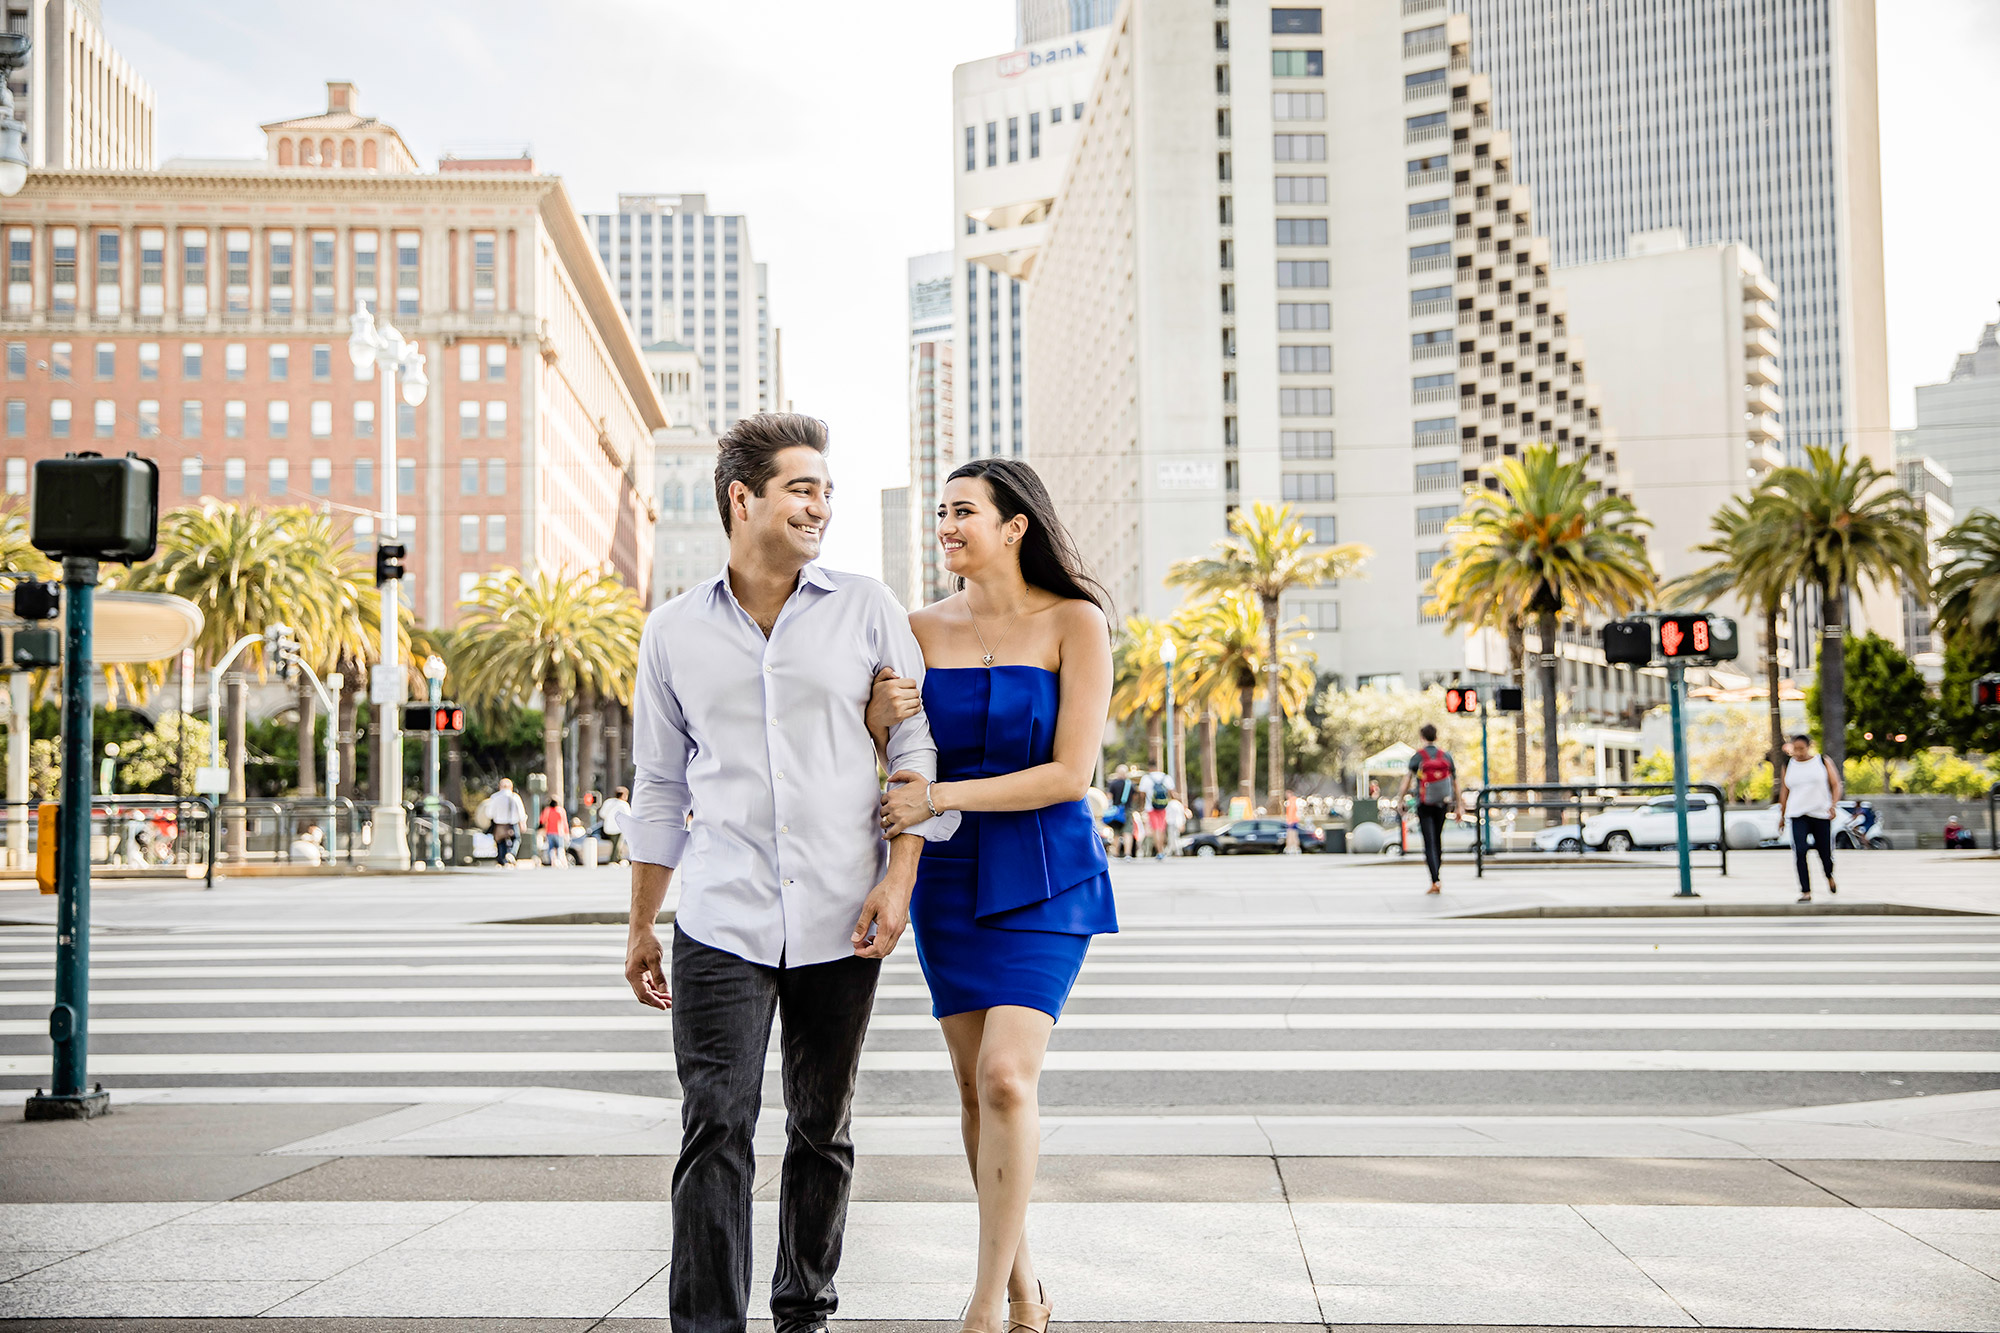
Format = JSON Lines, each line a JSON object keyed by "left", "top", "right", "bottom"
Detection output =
{"left": 0, "top": 795, "right": 216, "bottom": 887}
{"left": 1472, "top": 782, "right": 1730, "bottom": 878}
{"left": 210, "top": 797, "right": 367, "bottom": 866}
{"left": 407, "top": 796, "right": 471, "bottom": 867}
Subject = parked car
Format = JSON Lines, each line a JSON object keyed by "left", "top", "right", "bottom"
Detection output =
{"left": 1182, "top": 818, "right": 1327, "bottom": 855}
{"left": 1532, "top": 820, "right": 1588, "bottom": 853}
{"left": 1377, "top": 814, "right": 1477, "bottom": 856}
{"left": 1574, "top": 794, "right": 1726, "bottom": 851}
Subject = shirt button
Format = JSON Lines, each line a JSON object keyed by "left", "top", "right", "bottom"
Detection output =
{"left": 764, "top": 664, "right": 773, "bottom": 673}
{"left": 780, "top": 824, "right": 789, "bottom": 833}
{"left": 775, "top": 772, "right": 784, "bottom": 781}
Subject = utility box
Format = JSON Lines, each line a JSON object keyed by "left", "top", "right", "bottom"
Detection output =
{"left": 30, "top": 454, "right": 158, "bottom": 562}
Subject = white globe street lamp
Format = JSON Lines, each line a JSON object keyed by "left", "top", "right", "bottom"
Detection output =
{"left": 347, "top": 296, "right": 428, "bottom": 870}
{"left": 0, "top": 34, "right": 34, "bottom": 198}
{"left": 1159, "top": 636, "right": 1178, "bottom": 801}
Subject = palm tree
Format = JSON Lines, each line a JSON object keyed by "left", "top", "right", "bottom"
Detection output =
{"left": 1111, "top": 616, "right": 1175, "bottom": 772}
{"left": 1437, "top": 446, "right": 1654, "bottom": 781}
{"left": 1175, "top": 593, "right": 1316, "bottom": 807}
{"left": 1167, "top": 501, "right": 1368, "bottom": 802}
{"left": 0, "top": 500, "right": 52, "bottom": 578}
{"left": 452, "top": 567, "right": 645, "bottom": 811}
{"left": 1935, "top": 511, "right": 2000, "bottom": 641}
{"left": 1425, "top": 534, "right": 1534, "bottom": 788}
{"left": 1662, "top": 494, "right": 1795, "bottom": 782}
{"left": 1757, "top": 445, "right": 1929, "bottom": 771}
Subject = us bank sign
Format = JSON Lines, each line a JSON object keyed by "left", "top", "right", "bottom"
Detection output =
{"left": 997, "top": 38, "right": 1090, "bottom": 78}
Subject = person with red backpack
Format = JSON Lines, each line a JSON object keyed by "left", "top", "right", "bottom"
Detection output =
{"left": 1397, "top": 723, "right": 1461, "bottom": 895}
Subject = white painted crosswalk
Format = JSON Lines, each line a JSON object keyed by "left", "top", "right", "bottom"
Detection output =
{"left": 1, "top": 917, "right": 1997, "bottom": 1102}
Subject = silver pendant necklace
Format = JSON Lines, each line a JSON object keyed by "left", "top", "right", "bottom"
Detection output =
{"left": 966, "top": 599, "right": 1022, "bottom": 669}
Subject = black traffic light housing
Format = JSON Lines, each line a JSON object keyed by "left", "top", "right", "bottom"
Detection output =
{"left": 1602, "top": 619, "right": 1653, "bottom": 666}
{"left": 11, "top": 580, "right": 60, "bottom": 621}
{"left": 1492, "top": 686, "right": 1523, "bottom": 713}
{"left": 403, "top": 702, "right": 466, "bottom": 735}
{"left": 29, "top": 453, "right": 158, "bottom": 562}
{"left": 1444, "top": 684, "right": 1481, "bottom": 714}
{"left": 1977, "top": 674, "right": 2000, "bottom": 715}
{"left": 374, "top": 542, "right": 406, "bottom": 587}
{"left": 11, "top": 628, "right": 58, "bottom": 669}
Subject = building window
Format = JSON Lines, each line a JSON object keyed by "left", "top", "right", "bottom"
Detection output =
{"left": 397, "top": 402, "right": 415, "bottom": 439}
{"left": 224, "top": 458, "right": 245, "bottom": 496}
{"left": 352, "top": 231, "right": 378, "bottom": 313}
{"left": 139, "top": 228, "right": 165, "bottom": 316}
{"left": 459, "top": 459, "right": 479, "bottom": 495}
{"left": 268, "top": 458, "right": 289, "bottom": 496}
{"left": 1416, "top": 504, "right": 1459, "bottom": 535}
{"left": 1414, "top": 416, "right": 1457, "bottom": 446}
{"left": 183, "top": 343, "right": 202, "bottom": 379}
{"left": 6, "top": 228, "right": 29, "bottom": 315}
{"left": 487, "top": 458, "right": 506, "bottom": 494}
{"left": 311, "top": 458, "right": 332, "bottom": 496}
{"left": 486, "top": 401, "right": 506, "bottom": 437}
{"left": 395, "top": 231, "right": 420, "bottom": 317}
{"left": 1295, "top": 598, "right": 1339, "bottom": 630}
{"left": 94, "top": 343, "right": 115, "bottom": 379}
{"left": 178, "top": 458, "right": 200, "bottom": 497}
{"left": 270, "top": 344, "right": 290, "bottom": 381}
{"left": 486, "top": 345, "right": 506, "bottom": 381}
{"left": 1272, "top": 49, "right": 1323, "bottom": 76}
{"left": 1412, "top": 373, "right": 1456, "bottom": 402}
{"left": 225, "top": 343, "right": 246, "bottom": 381}
{"left": 459, "top": 400, "right": 479, "bottom": 438}
{"left": 1404, "top": 67, "right": 1448, "bottom": 96}
{"left": 4, "top": 400, "right": 22, "bottom": 437}
{"left": 225, "top": 401, "right": 245, "bottom": 438}
{"left": 93, "top": 400, "right": 114, "bottom": 439}
{"left": 964, "top": 125, "right": 975, "bottom": 172}
{"left": 182, "top": 401, "right": 201, "bottom": 437}
{"left": 458, "top": 344, "right": 478, "bottom": 382}
{"left": 353, "top": 515, "right": 375, "bottom": 552}
{"left": 312, "top": 345, "right": 331, "bottom": 381}
{"left": 1282, "top": 429, "right": 1335, "bottom": 458}
{"left": 985, "top": 121, "right": 996, "bottom": 168}
{"left": 1408, "top": 241, "right": 1452, "bottom": 272}
{"left": 486, "top": 514, "right": 506, "bottom": 552}
{"left": 472, "top": 231, "right": 496, "bottom": 311}
{"left": 1073, "top": 102, "right": 1083, "bottom": 119}
{"left": 6, "top": 343, "right": 23, "bottom": 377}
{"left": 354, "top": 458, "right": 373, "bottom": 495}
{"left": 265, "top": 231, "right": 293, "bottom": 316}
{"left": 139, "top": 342, "right": 159, "bottom": 380}
{"left": 310, "top": 400, "right": 332, "bottom": 438}
{"left": 459, "top": 514, "right": 479, "bottom": 553}
{"left": 1409, "top": 284, "right": 1452, "bottom": 314}
{"left": 224, "top": 230, "right": 250, "bottom": 314}
{"left": 1281, "top": 471, "right": 1336, "bottom": 501}
{"left": 268, "top": 401, "right": 289, "bottom": 439}
{"left": 1007, "top": 116, "right": 1019, "bottom": 163}
{"left": 354, "top": 400, "right": 375, "bottom": 438}
{"left": 181, "top": 230, "right": 207, "bottom": 317}
{"left": 50, "top": 343, "right": 70, "bottom": 380}
{"left": 1029, "top": 111, "right": 1041, "bottom": 158}
{"left": 310, "top": 232, "right": 335, "bottom": 315}
{"left": 138, "top": 400, "right": 159, "bottom": 438}
{"left": 1407, "top": 198, "right": 1451, "bottom": 227}
{"left": 1280, "top": 387, "right": 1334, "bottom": 416}
{"left": 1415, "top": 460, "right": 1459, "bottom": 492}
{"left": 49, "top": 400, "right": 70, "bottom": 439}
{"left": 1273, "top": 133, "right": 1327, "bottom": 161}
{"left": 1275, "top": 219, "right": 1328, "bottom": 245}
{"left": 50, "top": 228, "right": 76, "bottom": 314}
{"left": 1277, "top": 303, "right": 1330, "bottom": 330}
{"left": 1051, "top": 104, "right": 1062, "bottom": 124}
{"left": 397, "top": 456, "right": 415, "bottom": 494}
{"left": 1272, "top": 8, "right": 1322, "bottom": 33}
{"left": 1272, "top": 91, "right": 1325, "bottom": 120}
{"left": 458, "top": 571, "right": 479, "bottom": 603}
{"left": 1412, "top": 329, "right": 1453, "bottom": 351}
{"left": 95, "top": 230, "right": 120, "bottom": 318}
{"left": 1278, "top": 345, "right": 1332, "bottom": 373}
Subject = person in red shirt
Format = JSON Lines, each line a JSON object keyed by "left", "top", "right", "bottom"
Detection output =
{"left": 538, "top": 798, "right": 570, "bottom": 866}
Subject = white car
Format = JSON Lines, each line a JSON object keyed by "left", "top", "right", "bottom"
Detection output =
{"left": 1579, "top": 794, "right": 1725, "bottom": 852}
{"left": 1726, "top": 802, "right": 1863, "bottom": 850}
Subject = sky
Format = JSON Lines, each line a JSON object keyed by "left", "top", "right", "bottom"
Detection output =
{"left": 99, "top": 0, "right": 1999, "bottom": 579}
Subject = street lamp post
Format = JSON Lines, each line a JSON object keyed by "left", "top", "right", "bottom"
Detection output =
{"left": 348, "top": 299, "right": 427, "bottom": 871}
{"left": 1159, "top": 636, "right": 1178, "bottom": 798}
{"left": 422, "top": 653, "right": 446, "bottom": 868}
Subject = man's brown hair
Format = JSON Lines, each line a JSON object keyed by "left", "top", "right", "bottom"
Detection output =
{"left": 713, "top": 412, "right": 829, "bottom": 534}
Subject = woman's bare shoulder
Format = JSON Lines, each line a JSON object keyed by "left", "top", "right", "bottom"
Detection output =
{"left": 1053, "top": 597, "right": 1110, "bottom": 639}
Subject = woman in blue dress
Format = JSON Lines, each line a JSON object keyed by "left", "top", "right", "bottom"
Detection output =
{"left": 871, "top": 457, "right": 1117, "bottom": 1333}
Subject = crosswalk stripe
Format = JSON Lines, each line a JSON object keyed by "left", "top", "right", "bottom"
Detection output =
{"left": 1, "top": 1010, "right": 1996, "bottom": 1036}
{"left": 2, "top": 1048, "right": 1994, "bottom": 1076}
{"left": 2, "top": 957, "right": 1993, "bottom": 981}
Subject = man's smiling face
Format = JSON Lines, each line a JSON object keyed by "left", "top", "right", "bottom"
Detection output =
{"left": 732, "top": 444, "right": 831, "bottom": 567}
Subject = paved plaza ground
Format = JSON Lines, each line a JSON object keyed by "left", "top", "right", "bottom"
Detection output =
{"left": 0, "top": 851, "right": 1995, "bottom": 1329}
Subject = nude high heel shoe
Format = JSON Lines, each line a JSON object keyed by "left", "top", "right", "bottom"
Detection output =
{"left": 1008, "top": 1282, "right": 1053, "bottom": 1333}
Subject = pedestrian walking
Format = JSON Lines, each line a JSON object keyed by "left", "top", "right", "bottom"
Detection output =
{"left": 1145, "top": 768, "right": 1171, "bottom": 858}
{"left": 487, "top": 778, "right": 528, "bottom": 867}
{"left": 1779, "top": 732, "right": 1840, "bottom": 902}
{"left": 1397, "top": 724, "right": 1460, "bottom": 895}
{"left": 598, "top": 785, "right": 632, "bottom": 863}
{"left": 1163, "top": 791, "right": 1188, "bottom": 858}
{"left": 1105, "top": 764, "right": 1142, "bottom": 858}
{"left": 538, "top": 798, "right": 570, "bottom": 866}
{"left": 1282, "top": 788, "right": 1304, "bottom": 854}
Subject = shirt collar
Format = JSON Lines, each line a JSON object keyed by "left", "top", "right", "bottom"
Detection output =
{"left": 706, "top": 560, "right": 837, "bottom": 604}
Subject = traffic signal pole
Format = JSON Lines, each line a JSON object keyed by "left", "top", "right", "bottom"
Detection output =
{"left": 26, "top": 557, "right": 105, "bottom": 1118}
{"left": 1667, "top": 661, "right": 1697, "bottom": 898}
{"left": 1478, "top": 695, "right": 1491, "bottom": 852}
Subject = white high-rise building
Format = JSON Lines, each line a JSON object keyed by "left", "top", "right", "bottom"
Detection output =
{"left": 902, "top": 252, "right": 956, "bottom": 607}
{"left": 1028, "top": 1, "right": 1649, "bottom": 699}
{"left": 880, "top": 485, "right": 912, "bottom": 609}
{"left": 1904, "top": 317, "right": 2000, "bottom": 524}
{"left": 646, "top": 341, "right": 723, "bottom": 605}
{"left": 1460, "top": 0, "right": 1890, "bottom": 466}
{"left": 5, "top": 0, "right": 155, "bottom": 170}
{"left": 1017, "top": 0, "right": 1118, "bottom": 45}
{"left": 954, "top": 27, "right": 1107, "bottom": 462}
{"left": 585, "top": 194, "right": 781, "bottom": 435}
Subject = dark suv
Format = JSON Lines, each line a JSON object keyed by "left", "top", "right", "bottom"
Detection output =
{"left": 1181, "top": 818, "right": 1326, "bottom": 855}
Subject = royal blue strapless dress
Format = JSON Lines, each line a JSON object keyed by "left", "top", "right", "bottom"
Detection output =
{"left": 910, "top": 667, "right": 1119, "bottom": 1020}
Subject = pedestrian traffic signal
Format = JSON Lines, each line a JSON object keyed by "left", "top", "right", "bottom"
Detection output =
{"left": 1658, "top": 612, "right": 1738, "bottom": 664}
{"left": 1977, "top": 674, "right": 2000, "bottom": 715}
{"left": 10, "top": 579, "right": 59, "bottom": 621}
{"left": 1493, "top": 686, "right": 1523, "bottom": 713}
{"left": 262, "top": 624, "right": 299, "bottom": 681}
{"left": 403, "top": 702, "right": 465, "bottom": 735}
{"left": 29, "top": 452, "right": 158, "bottom": 562}
{"left": 1602, "top": 619, "right": 1653, "bottom": 666}
{"left": 1444, "top": 684, "right": 1480, "bottom": 714}
{"left": 374, "top": 541, "right": 406, "bottom": 586}
{"left": 11, "top": 627, "right": 57, "bottom": 669}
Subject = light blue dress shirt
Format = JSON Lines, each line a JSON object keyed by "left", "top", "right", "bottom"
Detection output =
{"left": 625, "top": 562, "right": 957, "bottom": 968}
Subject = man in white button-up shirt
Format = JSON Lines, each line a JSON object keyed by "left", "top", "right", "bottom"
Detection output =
{"left": 622, "top": 414, "right": 954, "bottom": 1333}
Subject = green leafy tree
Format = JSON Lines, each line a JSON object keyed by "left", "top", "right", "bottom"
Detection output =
{"left": 1805, "top": 631, "right": 1933, "bottom": 786}
{"left": 1758, "top": 445, "right": 1929, "bottom": 770}
{"left": 1936, "top": 631, "right": 2000, "bottom": 757}
{"left": 1167, "top": 501, "right": 1369, "bottom": 802}
{"left": 1432, "top": 445, "right": 1654, "bottom": 781}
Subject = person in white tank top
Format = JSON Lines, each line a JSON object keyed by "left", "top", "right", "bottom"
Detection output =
{"left": 1777, "top": 733, "right": 1842, "bottom": 902}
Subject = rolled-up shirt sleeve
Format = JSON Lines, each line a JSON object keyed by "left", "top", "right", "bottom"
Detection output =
{"left": 625, "top": 613, "right": 694, "bottom": 867}
{"left": 872, "top": 588, "right": 961, "bottom": 843}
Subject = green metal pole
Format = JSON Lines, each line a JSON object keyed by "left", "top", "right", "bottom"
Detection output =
{"left": 27, "top": 556, "right": 107, "bottom": 1118}
{"left": 1479, "top": 697, "right": 1491, "bottom": 852}
{"left": 1668, "top": 661, "right": 1698, "bottom": 898}
{"left": 427, "top": 675, "right": 441, "bottom": 868}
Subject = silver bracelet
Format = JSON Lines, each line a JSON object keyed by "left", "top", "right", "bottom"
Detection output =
{"left": 924, "top": 781, "right": 940, "bottom": 818}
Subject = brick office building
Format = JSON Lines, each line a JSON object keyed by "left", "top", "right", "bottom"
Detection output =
{"left": 0, "top": 82, "right": 662, "bottom": 623}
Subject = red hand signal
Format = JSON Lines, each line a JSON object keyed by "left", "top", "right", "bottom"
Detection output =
{"left": 1692, "top": 619, "right": 1709, "bottom": 653}
{"left": 1659, "top": 620, "right": 1684, "bottom": 656}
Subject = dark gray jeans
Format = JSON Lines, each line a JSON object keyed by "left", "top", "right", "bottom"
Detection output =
{"left": 669, "top": 925, "right": 880, "bottom": 1333}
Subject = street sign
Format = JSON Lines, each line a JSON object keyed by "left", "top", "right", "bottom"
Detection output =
{"left": 369, "top": 663, "right": 406, "bottom": 706}
{"left": 192, "top": 765, "right": 230, "bottom": 795}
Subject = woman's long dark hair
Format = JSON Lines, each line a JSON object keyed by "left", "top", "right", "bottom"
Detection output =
{"left": 948, "top": 458, "right": 1112, "bottom": 616}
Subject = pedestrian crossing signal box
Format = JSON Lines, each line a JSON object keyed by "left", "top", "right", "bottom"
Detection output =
{"left": 1977, "top": 674, "right": 2000, "bottom": 715}
{"left": 1658, "top": 613, "right": 1737, "bottom": 664}
{"left": 402, "top": 702, "right": 466, "bottom": 735}
{"left": 1602, "top": 619, "right": 1654, "bottom": 666}
{"left": 29, "top": 453, "right": 158, "bottom": 562}
{"left": 1492, "top": 686, "right": 1523, "bottom": 713}
{"left": 1444, "top": 685, "right": 1480, "bottom": 714}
